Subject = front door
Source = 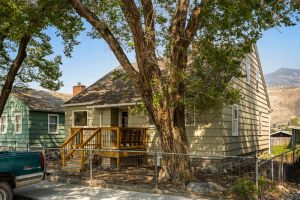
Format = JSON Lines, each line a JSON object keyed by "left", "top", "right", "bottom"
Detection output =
{"left": 121, "top": 111, "right": 128, "bottom": 127}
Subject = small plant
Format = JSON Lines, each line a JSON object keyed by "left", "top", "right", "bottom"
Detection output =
{"left": 258, "top": 176, "right": 273, "bottom": 198}
{"left": 232, "top": 177, "right": 257, "bottom": 200}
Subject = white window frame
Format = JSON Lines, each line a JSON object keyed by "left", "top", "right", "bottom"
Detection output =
{"left": 48, "top": 114, "right": 59, "bottom": 134}
{"left": 14, "top": 113, "right": 22, "bottom": 134}
{"left": 99, "top": 113, "right": 102, "bottom": 127}
{"left": 0, "top": 114, "right": 7, "bottom": 134}
{"left": 232, "top": 105, "right": 239, "bottom": 136}
{"left": 255, "top": 68, "right": 260, "bottom": 90}
{"left": 72, "top": 110, "right": 88, "bottom": 127}
{"left": 245, "top": 58, "right": 251, "bottom": 85}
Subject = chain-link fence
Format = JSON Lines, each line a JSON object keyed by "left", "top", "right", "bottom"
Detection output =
{"left": 1, "top": 144, "right": 300, "bottom": 199}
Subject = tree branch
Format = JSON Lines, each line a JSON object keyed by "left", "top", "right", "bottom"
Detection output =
{"left": 184, "top": 5, "right": 202, "bottom": 48}
{"left": 67, "top": 0, "right": 138, "bottom": 79}
{"left": 120, "top": 0, "right": 146, "bottom": 70}
{"left": 0, "top": 35, "right": 31, "bottom": 116}
{"left": 141, "top": 0, "right": 156, "bottom": 51}
{"left": 169, "top": 0, "right": 189, "bottom": 57}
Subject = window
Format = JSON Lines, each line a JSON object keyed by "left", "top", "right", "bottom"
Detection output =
{"left": 99, "top": 113, "right": 102, "bottom": 127}
{"left": 48, "top": 114, "right": 59, "bottom": 134}
{"left": 15, "top": 113, "right": 22, "bottom": 133}
{"left": 0, "top": 115, "right": 7, "bottom": 134}
{"left": 185, "top": 104, "right": 195, "bottom": 126}
{"left": 245, "top": 58, "right": 251, "bottom": 84}
{"left": 255, "top": 69, "right": 260, "bottom": 90}
{"left": 73, "top": 111, "right": 87, "bottom": 127}
{"left": 232, "top": 105, "right": 239, "bottom": 136}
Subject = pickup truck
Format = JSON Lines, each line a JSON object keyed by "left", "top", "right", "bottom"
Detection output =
{"left": 0, "top": 151, "right": 45, "bottom": 200}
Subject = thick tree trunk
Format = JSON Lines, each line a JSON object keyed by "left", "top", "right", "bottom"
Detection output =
{"left": 0, "top": 35, "right": 30, "bottom": 117}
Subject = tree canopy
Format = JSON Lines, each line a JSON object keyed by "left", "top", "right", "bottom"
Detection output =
{"left": 0, "top": 0, "right": 83, "bottom": 89}
{"left": 0, "top": 0, "right": 83, "bottom": 116}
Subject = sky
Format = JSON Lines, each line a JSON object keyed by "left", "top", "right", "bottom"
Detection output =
{"left": 30, "top": 22, "right": 300, "bottom": 94}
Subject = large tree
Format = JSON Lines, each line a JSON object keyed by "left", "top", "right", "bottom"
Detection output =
{"left": 0, "top": 0, "right": 82, "bottom": 116}
{"left": 67, "top": 0, "right": 299, "bottom": 185}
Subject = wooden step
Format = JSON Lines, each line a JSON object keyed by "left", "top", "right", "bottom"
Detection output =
{"left": 61, "top": 166, "right": 82, "bottom": 173}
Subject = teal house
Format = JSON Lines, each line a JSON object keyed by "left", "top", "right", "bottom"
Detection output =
{"left": 0, "top": 88, "right": 71, "bottom": 148}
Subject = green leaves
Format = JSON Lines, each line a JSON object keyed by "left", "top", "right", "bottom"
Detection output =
{"left": 0, "top": 0, "right": 83, "bottom": 90}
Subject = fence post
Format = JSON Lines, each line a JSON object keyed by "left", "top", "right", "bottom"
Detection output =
{"left": 90, "top": 150, "right": 93, "bottom": 181}
{"left": 280, "top": 154, "right": 283, "bottom": 182}
{"left": 255, "top": 151, "right": 259, "bottom": 200}
{"left": 271, "top": 159, "right": 274, "bottom": 182}
{"left": 154, "top": 151, "right": 158, "bottom": 189}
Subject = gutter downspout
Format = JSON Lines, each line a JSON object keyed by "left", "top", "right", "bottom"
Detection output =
{"left": 269, "top": 111, "right": 271, "bottom": 155}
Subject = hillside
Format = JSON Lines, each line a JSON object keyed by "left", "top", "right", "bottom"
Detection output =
{"left": 268, "top": 86, "right": 300, "bottom": 127}
{"left": 265, "top": 68, "right": 300, "bottom": 87}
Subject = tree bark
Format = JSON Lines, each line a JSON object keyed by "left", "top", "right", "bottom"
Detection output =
{"left": 0, "top": 35, "right": 31, "bottom": 117}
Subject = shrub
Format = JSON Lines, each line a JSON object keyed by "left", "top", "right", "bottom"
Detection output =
{"left": 232, "top": 177, "right": 257, "bottom": 200}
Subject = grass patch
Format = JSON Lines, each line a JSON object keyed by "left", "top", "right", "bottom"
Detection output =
{"left": 271, "top": 145, "right": 291, "bottom": 155}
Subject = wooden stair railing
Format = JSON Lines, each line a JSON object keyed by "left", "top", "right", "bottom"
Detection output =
{"left": 61, "top": 128, "right": 83, "bottom": 166}
{"left": 78, "top": 128, "right": 101, "bottom": 168}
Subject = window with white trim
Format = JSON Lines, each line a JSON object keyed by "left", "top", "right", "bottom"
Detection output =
{"left": 48, "top": 114, "right": 59, "bottom": 134}
{"left": 245, "top": 58, "right": 251, "bottom": 84}
{"left": 15, "top": 113, "right": 22, "bottom": 133}
{"left": 232, "top": 105, "right": 239, "bottom": 136}
{"left": 0, "top": 115, "right": 7, "bottom": 134}
{"left": 99, "top": 113, "right": 102, "bottom": 127}
{"left": 73, "top": 111, "right": 88, "bottom": 127}
{"left": 255, "top": 69, "right": 260, "bottom": 90}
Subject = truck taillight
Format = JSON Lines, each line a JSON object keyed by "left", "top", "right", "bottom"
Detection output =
{"left": 40, "top": 152, "right": 45, "bottom": 171}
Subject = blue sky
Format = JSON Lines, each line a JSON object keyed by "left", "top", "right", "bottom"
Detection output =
{"left": 31, "top": 23, "right": 300, "bottom": 94}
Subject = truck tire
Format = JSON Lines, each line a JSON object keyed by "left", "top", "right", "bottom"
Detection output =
{"left": 0, "top": 182, "right": 13, "bottom": 200}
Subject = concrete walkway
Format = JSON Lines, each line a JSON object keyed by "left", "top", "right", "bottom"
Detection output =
{"left": 14, "top": 181, "right": 207, "bottom": 200}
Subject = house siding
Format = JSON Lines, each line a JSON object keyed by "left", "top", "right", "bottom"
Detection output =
{"left": 0, "top": 96, "right": 30, "bottom": 147}
{"left": 28, "top": 111, "right": 66, "bottom": 147}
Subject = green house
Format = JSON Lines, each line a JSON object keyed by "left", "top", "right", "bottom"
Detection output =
{"left": 0, "top": 88, "right": 71, "bottom": 148}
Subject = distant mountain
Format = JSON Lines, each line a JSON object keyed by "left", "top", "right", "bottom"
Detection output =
{"left": 265, "top": 68, "right": 300, "bottom": 87}
{"left": 268, "top": 86, "right": 300, "bottom": 126}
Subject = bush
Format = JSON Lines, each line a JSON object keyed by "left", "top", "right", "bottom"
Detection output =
{"left": 258, "top": 176, "right": 273, "bottom": 198}
{"left": 232, "top": 177, "right": 257, "bottom": 200}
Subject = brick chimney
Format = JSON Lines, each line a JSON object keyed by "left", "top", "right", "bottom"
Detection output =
{"left": 73, "top": 82, "right": 86, "bottom": 96}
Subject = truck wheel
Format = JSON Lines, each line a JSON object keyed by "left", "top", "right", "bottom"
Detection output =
{"left": 0, "top": 182, "right": 13, "bottom": 200}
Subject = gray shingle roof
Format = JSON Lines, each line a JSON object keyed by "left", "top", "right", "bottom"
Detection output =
{"left": 12, "top": 88, "right": 72, "bottom": 112}
{"left": 65, "top": 67, "right": 140, "bottom": 106}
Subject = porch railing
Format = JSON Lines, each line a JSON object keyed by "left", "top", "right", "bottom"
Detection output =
{"left": 61, "top": 127, "right": 146, "bottom": 167}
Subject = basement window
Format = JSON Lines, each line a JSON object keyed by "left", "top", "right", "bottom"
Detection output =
{"left": 232, "top": 105, "right": 239, "bottom": 136}
{"left": 73, "top": 111, "right": 88, "bottom": 127}
{"left": 48, "top": 114, "right": 59, "bottom": 134}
